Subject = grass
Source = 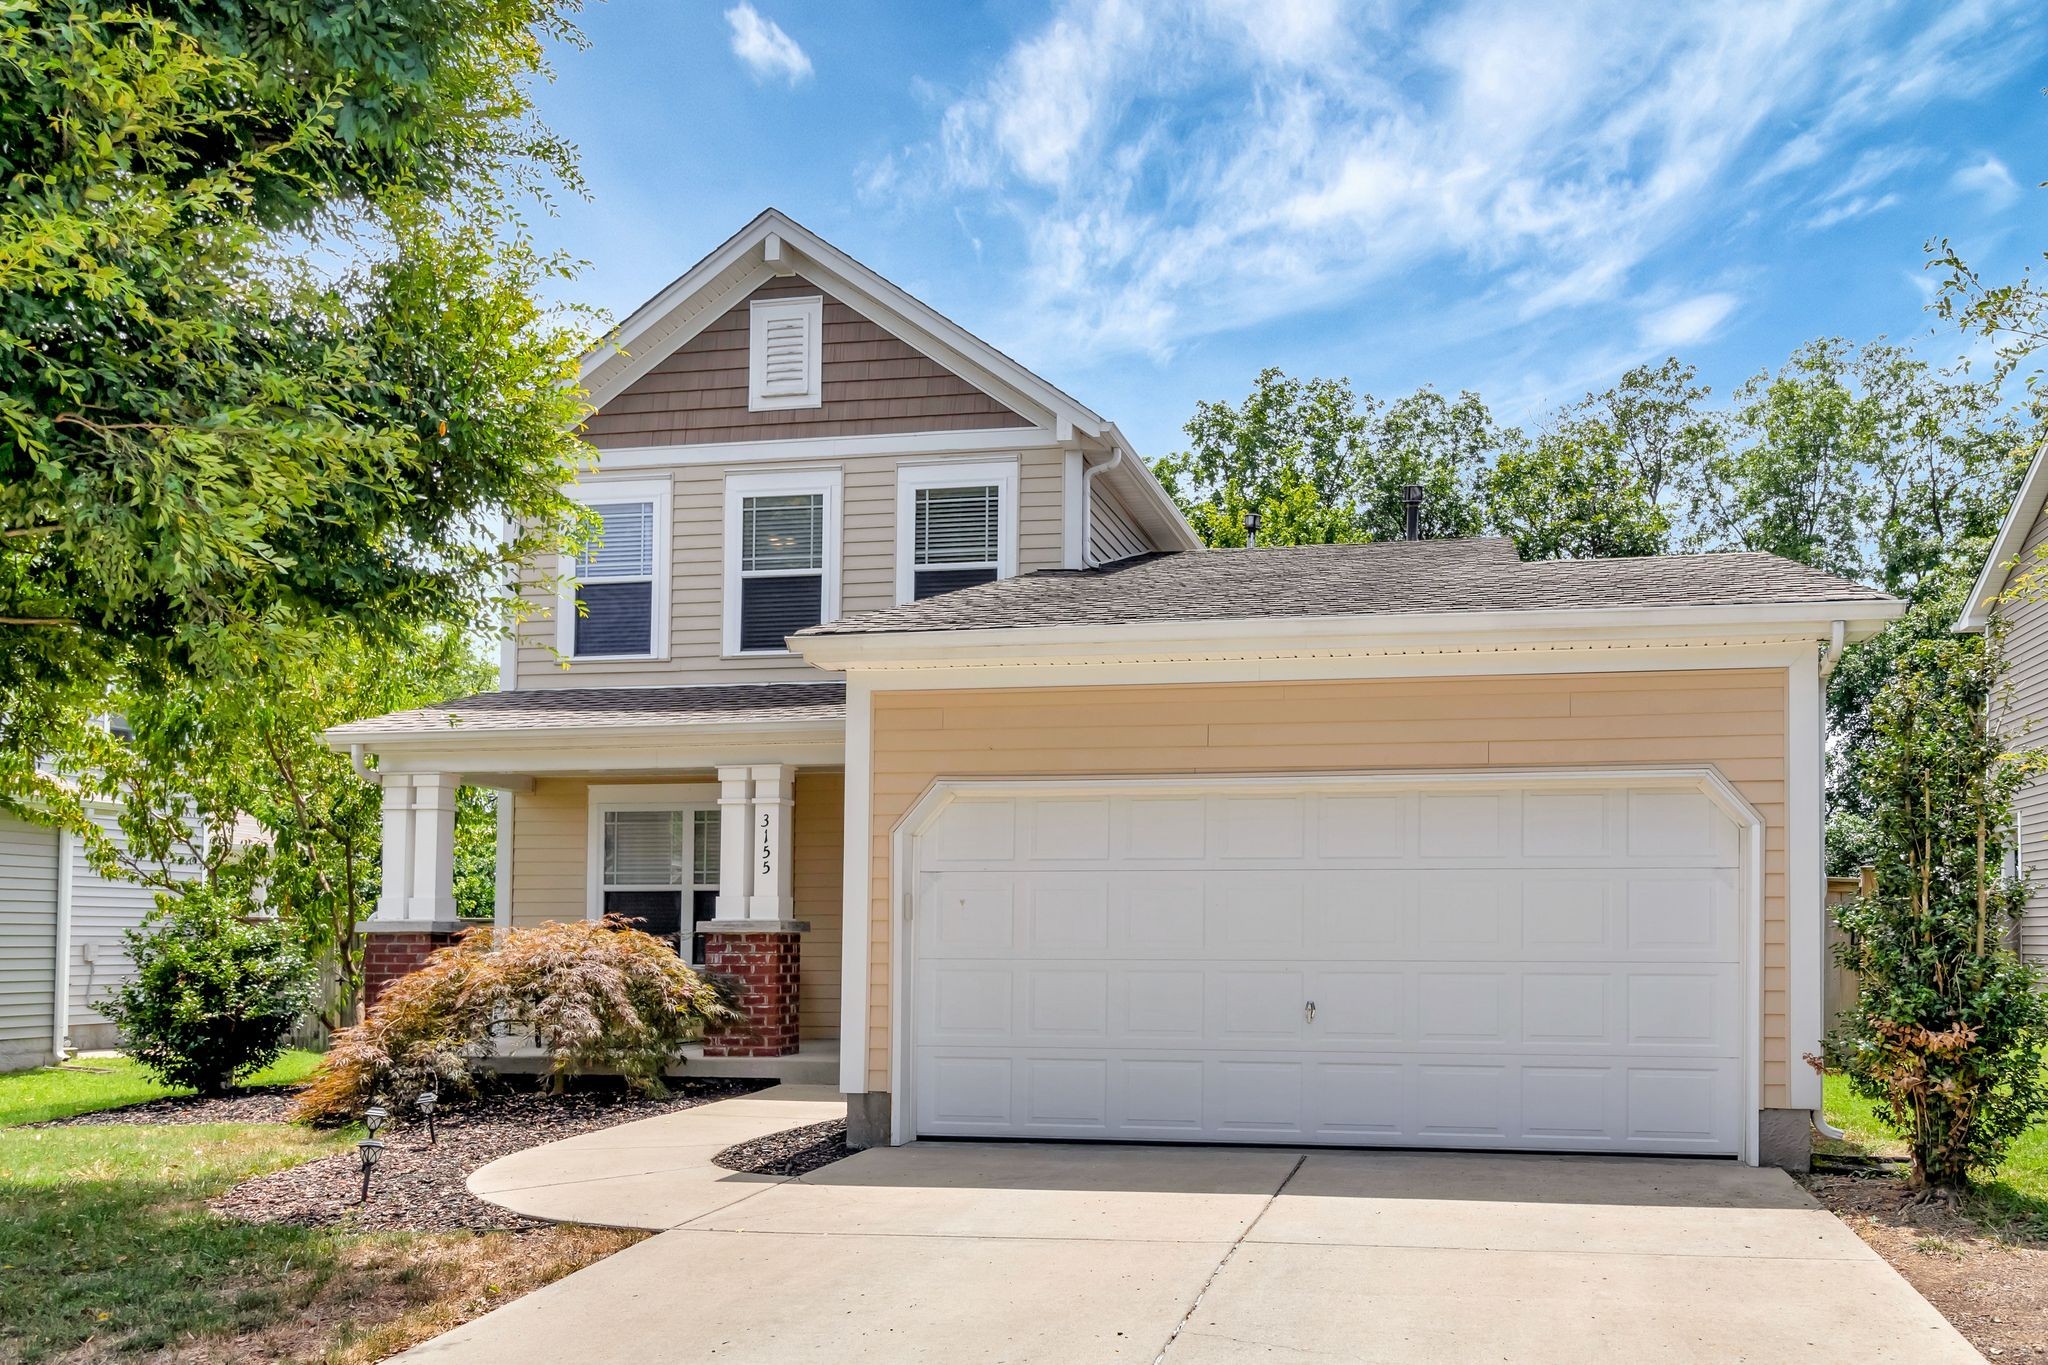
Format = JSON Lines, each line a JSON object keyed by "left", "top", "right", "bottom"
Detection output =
{"left": 1823, "top": 1069, "right": 2048, "bottom": 1236}
{"left": 0, "top": 1054, "right": 635, "bottom": 1361}
{"left": 0, "top": 1050, "right": 325, "bottom": 1127}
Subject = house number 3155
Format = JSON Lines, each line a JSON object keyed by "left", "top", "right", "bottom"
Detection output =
{"left": 759, "top": 812, "right": 773, "bottom": 875}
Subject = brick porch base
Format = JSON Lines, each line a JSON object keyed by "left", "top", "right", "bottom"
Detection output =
{"left": 360, "top": 921, "right": 468, "bottom": 1011}
{"left": 700, "top": 922, "right": 808, "bottom": 1058}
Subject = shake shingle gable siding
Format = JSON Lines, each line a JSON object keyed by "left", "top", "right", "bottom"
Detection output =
{"left": 796, "top": 539, "right": 1894, "bottom": 637}
{"left": 328, "top": 682, "right": 846, "bottom": 739}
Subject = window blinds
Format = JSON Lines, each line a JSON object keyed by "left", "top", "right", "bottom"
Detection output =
{"left": 742, "top": 494, "right": 825, "bottom": 572}
{"left": 603, "top": 809, "right": 720, "bottom": 888}
{"left": 915, "top": 485, "right": 999, "bottom": 566}
{"left": 576, "top": 502, "right": 656, "bottom": 580}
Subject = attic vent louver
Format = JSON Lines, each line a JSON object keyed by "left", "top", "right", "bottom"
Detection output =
{"left": 748, "top": 295, "right": 823, "bottom": 411}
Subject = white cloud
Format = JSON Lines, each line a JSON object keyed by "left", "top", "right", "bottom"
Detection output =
{"left": 876, "top": 0, "right": 2037, "bottom": 362}
{"left": 725, "top": 3, "right": 812, "bottom": 86}
{"left": 1951, "top": 153, "right": 2021, "bottom": 209}
{"left": 1639, "top": 292, "right": 1738, "bottom": 348}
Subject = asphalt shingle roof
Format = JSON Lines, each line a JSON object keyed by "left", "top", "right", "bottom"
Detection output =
{"left": 800, "top": 540, "right": 1894, "bottom": 637}
{"left": 329, "top": 681, "right": 844, "bottom": 739}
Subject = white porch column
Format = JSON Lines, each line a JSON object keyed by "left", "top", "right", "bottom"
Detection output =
{"left": 406, "top": 773, "right": 461, "bottom": 922}
{"left": 748, "top": 764, "right": 796, "bottom": 921}
{"left": 376, "top": 775, "right": 415, "bottom": 921}
{"left": 717, "top": 765, "right": 755, "bottom": 920}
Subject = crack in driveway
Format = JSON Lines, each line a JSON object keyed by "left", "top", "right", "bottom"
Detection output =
{"left": 1152, "top": 1152, "right": 1306, "bottom": 1365}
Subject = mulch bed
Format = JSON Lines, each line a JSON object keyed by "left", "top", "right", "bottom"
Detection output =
{"left": 41, "top": 1087, "right": 302, "bottom": 1127}
{"left": 1804, "top": 1170, "right": 2048, "bottom": 1358}
{"left": 212, "top": 1078, "right": 773, "bottom": 1233}
{"left": 712, "top": 1118, "right": 850, "bottom": 1178}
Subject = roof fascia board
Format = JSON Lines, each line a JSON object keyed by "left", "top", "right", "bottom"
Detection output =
{"left": 583, "top": 250, "right": 779, "bottom": 406}
{"left": 324, "top": 716, "right": 845, "bottom": 749}
{"left": 1101, "top": 420, "right": 1201, "bottom": 551}
{"left": 794, "top": 598, "right": 1904, "bottom": 669}
{"left": 1958, "top": 442, "right": 2047, "bottom": 632}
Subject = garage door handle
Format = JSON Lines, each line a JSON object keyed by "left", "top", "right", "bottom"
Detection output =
{"left": 1304, "top": 1000, "right": 1316, "bottom": 1024}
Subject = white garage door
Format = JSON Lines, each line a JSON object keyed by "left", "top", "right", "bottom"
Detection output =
{"left": 909, "top": 779, "right": 1747, "bottom": 1155}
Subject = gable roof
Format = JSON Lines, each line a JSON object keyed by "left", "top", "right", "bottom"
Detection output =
{"left": 1958, "top": 443, "right": 2047, "bottom": 632}
{"left": 584, "top": 208, "right": 1105, "bottom": 439}
{"left": 797, "top": 539, "right": 1897, "bottom": 638}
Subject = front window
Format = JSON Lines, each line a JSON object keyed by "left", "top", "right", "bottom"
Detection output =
{"left": 574, "top": 500, "right": 656, "bottom": 657}
{"left": 738, "top": 492, "right": 825, "bottom": 650}
{"left": 601, "top": 808, "right": 719, "bottom": 960}
{"left": 912, "top": 484, "right": 1001, "bottom": 600}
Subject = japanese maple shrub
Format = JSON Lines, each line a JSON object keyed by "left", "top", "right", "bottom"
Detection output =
{"left": 294, "top": 917, "right": 736, "bottom": 1122}
{"left": 104, "top": 889, "right": 316, "bottom": 1096}
{"left": 1828, "top": 630, "right": 2048, "bottom": 1191}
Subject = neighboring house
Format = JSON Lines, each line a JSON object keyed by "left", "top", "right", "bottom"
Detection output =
{"left": 330, "top": 208, "right": 1902, "bottom": 1171}
{"left": 0, "top": 802, "right": 165, "bottom": 1071}
{"left": 1957, "top": 443, "right": 2048, "bottom": 959}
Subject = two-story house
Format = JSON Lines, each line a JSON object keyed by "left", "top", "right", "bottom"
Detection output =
{"left": 336, "top": 209, "right": 1902, "bottom": 1170}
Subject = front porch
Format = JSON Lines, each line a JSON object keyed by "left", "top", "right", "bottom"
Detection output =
{"left": 329, "top": 683, "right": 848, "bottom": 1079}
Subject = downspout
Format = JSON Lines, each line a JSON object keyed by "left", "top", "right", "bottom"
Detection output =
{"left": 349, "top": 744, "right": 378, "bottom": 785}
{"left": 51, "top": 827, "right": 75, "bottom": 1061}
{"left": 1813, "top": 620, "right": 1850, "bottom": 1141}
{"left": 1080, "top": 444, "right": 1125, "bottom": 568}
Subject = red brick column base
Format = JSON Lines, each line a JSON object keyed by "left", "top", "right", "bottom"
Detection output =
{"left": 701, "top": 927, "right": 804, "bottom": 1058}
{"left": 360, "top": 923, "right": 466, "bottom": 1013}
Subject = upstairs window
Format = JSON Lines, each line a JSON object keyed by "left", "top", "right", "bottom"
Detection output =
{"left": 912, "top": 485, "right": 1000, "bottom": 599}
{"left": 599, "top": 804, "right": 718, "bottom": 961}
{"left": 747, "top": 296, "right": 823, "bottom": 411}
{"left": 724, "top": 471, "right": 842, "bottom": 655}
{"left": 574, "top": 501, "right": 655, "bottom": 656}
{"left": 559, "top": 479, "right": 671, "bottom": 661}
{"left": 895, "top": 460, "right": 1018, "bottom": 605}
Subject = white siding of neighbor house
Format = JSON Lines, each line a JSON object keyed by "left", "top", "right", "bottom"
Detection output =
{"left": 1996, "top": 497, "right": 2048, "bottom": 961}
{"left": 0, "top": 812, "right": 60, "bottom": 1071}
{"left": 67, "top": 808, "right": 163, "bottom": 1033}
{"left": 1088, "top": 484, "right": 1151, "bottom": 565}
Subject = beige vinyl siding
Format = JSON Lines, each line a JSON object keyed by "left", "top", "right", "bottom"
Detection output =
{"left": 1088, "top": 485, "right": 1150, "bottom": 564}
{"left": 1996, "top": 499, "right": 2048, "bottom": 960}
{"left": 792, "top": 771, "right": 843, "bottom": 1040}
{"left": 509, "top": 772, "right": 843, "bottom": 1041}
{"left": 864, "top": 669, "right": 1795, "bottom": 1106}
{"left": 515, "top": 443, "right": 1068, "bottom": 689}
{"left": 0, "top": 812, "right": 59, "bottom": 1070}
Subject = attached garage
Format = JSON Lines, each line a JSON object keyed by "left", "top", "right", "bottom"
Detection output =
{"left": 903, "top": 775, "right": 1758, "bottom": 1157}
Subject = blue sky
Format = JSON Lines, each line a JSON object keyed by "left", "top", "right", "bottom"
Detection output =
{"left": 527, "top": 0, "right": 2048, "bottom": 458}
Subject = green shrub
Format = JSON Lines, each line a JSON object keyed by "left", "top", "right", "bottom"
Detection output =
{"left": 293, "top": 917, "right": 736, "bottom": 1124}
{"left": 103, "top": 890, "right": 316, "bottom": 1096}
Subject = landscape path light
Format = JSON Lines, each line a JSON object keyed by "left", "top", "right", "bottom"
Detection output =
{"left": 357, "top": 1137, "right": 386, "bottom": 1202}
{"left": 418, "top": 1090, "right": 439, "bottom": 1145}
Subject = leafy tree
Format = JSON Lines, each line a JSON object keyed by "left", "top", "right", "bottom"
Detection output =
{"left": 1828, "top": 630, "right": 2048, "bottom": 1192}
{"left": 1354, "top": 388, "right": 1492, "bottom": 540}
{"left": 1564, "top": 358, "right": 1723, "bottom": 510}
{"left": 36, "top": 625, "right": 494, "bottom": 1028}
{"left": 0, "top": 3, "right": 590, "bottom": 780}
{"left": 1153, "top": 368, "right": 1374, "bottom": 546}
{"left": 1695, "top": 339, "right": 1877, "bottom": 579}
{"left": 1153, "top": 370, "right": 1497, "bottom": 546}
{"left": 454, "top": 787, "right": 502, "bottom": 922}
{"left": 1481, "top": 425, "right": 1669, "bottom": 560}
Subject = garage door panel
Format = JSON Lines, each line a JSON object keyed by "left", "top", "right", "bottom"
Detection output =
{"left": 912, "top": 782, "right": 1746, "bottom": 1155}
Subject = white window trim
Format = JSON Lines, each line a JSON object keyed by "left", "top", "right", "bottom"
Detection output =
{"left": 556, "top": 477, "right": 672, "bottom": 662}
{"left": 894, "top": 458, "right": 1019, "bottom": 606}
{"left": 585, "top": 783, "right": 719, "bottom": 957}
{"left": 747, "top": 295, "right": 824, "bottom": 412}
{"left": 723, "top": 467, "right": 844, "bottom": 656}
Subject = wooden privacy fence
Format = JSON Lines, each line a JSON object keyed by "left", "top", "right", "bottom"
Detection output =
{"left": 1823, "top": 868, "right": 1875, "bottom": 1029}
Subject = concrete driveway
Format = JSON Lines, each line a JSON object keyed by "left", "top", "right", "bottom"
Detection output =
{"left": 404, "top": 1118, "right": 1975, "bottom": 1363}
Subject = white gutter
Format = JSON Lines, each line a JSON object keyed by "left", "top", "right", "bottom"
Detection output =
{"left": 348, "top": 743, "right": 378, "bottom": 783}
{"left": 1079, "top": 444, "right": 1125, "bottom": 567}
{"left": 1814, "top": 618, "right": 1850, "bottom": 1142}
{"left": 51, "top": 827, "right": 75, "bottom": 1061}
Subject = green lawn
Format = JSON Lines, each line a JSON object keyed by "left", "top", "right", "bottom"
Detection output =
{"left": 1823, "top": 1070, "right": 2048, "bottom": 1236}
{"left": 0, "top": 1050, "right": 325, "bottom": 1127}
